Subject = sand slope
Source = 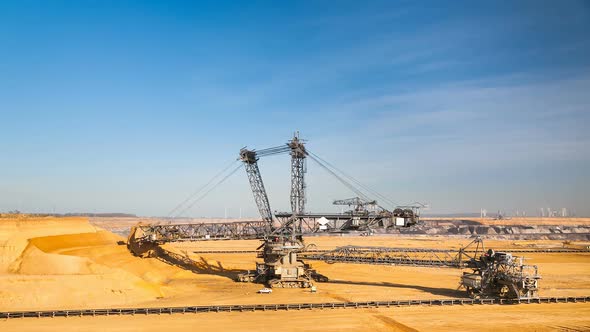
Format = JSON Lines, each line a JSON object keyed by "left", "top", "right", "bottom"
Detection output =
{"left": 0, "top": 217, "right": 163, "bottom": 310}
{"left": 0, "top": 216, "right": 97, "bottom": 272}
{"left": 8, "top": 241, "right": 112, "bottom": 275}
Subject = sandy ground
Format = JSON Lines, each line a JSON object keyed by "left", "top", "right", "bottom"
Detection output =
{"left": 1, "top": 216, "right": 589, "bottom": 331}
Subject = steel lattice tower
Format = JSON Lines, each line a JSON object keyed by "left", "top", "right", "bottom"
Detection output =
{"left": 289, "top": 133, "right": 307, "bottom": 215}
{"left": 239, "top": 149, "right": 273, "bottom": 223}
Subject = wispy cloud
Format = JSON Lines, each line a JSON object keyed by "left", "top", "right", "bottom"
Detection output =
{"left": 366, "top": 74, "right": 586, "bottom": 150}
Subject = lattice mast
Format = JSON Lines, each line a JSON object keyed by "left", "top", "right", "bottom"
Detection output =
{"left": 289, "top": 132, "right": 307, "bottom": 215}
{"left": 239, "top": 148, "right": 273, "bottom": 223}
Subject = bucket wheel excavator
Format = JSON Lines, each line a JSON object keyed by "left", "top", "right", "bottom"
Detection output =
{"left": 127, "top": 133, "right": 540, "bottom": 299}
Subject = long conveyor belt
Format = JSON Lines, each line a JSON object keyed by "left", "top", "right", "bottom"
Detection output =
{"left": 2, "top": 296, "right": 589, "bottom": 319}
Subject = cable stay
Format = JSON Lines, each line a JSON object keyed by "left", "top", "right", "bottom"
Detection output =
{"left": 167, "top": 159, "right": 240, "bottom": 217}
{"left": 254, "top": 145, "right": 291, "bottom": 157}
{"left": 308, "top": 150, "right": 398, "bottom": 209}
{"left": 306, "top": 149, "right": 398, "bottom": 211}
{"left": 169, "top": 160, "right": 242, "bottom": 218}
{"left": 307, "top": 154, "right": 372, "bottom": 203}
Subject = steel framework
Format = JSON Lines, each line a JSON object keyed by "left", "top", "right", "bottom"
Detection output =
{"left": 289, "top": 133, "right": 307, "bottom": 215}
{"left": 239, "top": 148, "right": 274, "bottom": 223}
{"left": 274, "top": 212, "right": 396, "bottom": 234}
{"left": 130, "top": 220, "right": 270, "bottom": 244}
{"left": 300, "top": 245, "right": 466, "bottom": 268}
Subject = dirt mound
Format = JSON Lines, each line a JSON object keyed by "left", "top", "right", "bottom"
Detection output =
{"left": 0, "top": 216, "right": 168, "bottom": 310}
{"left": 29, "top": 231, "right": 120, "bottom": 253}
{"left": 8, "top": 241, "right": 113, "bottom": 275}
{"left": 7, "top": 231, "right": 121, "bottom": 275}
{"left": 0, "top": 216, "right": 97, "bottom": 272}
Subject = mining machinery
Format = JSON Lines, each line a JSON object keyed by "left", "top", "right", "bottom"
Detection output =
{"left": 299, "top": 237, "right": 540, "bottom": 299}
{"left": 232, "top": 133, "right": 313, "bottom": 287}
{"left": 460, "top": 248, "right": 540, "bottom": 299}
{"left": 331, "top": 197, "right": 419, "bottom": 230}
{"left": 127, "top": 133, "right": 540, "bottom": 298}
{"left": 131, "top": 133, "right": 418, "bottom": 288}
{"left": 461, "top": 241, "right": 540, "bottom": 300}
{"left": 234, "top": 133, "right": 420, "bottom": 287}
{"left": 333, "top": 197, "right": 377, "bottom": 213}
{"left": 128, "top": 222, "right": 541, "bottom": 299}
{"left": 238, "top": 133, "right": 418, "bottom": 233}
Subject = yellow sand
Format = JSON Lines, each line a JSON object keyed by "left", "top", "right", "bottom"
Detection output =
{"left": 0, "top": 217, "right": 162, "bottom": 309}
{"left": 0, "top": 216, "right": 98, "bottom": 271}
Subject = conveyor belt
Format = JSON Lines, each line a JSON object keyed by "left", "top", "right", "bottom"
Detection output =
{"left": 2, "top": 296, "right": 588, "bottom": 319}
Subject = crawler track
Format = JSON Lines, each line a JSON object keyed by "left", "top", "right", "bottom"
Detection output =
{"left": 2, "top": 296, "right": 589, "bottom": 319}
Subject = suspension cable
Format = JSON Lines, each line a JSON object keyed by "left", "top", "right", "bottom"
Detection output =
{"left": 255, "top": 145, "right": 291, "bottom": 157}
{"left": 173, "top": 163, "right": 244, "bottom": 218}
{"left": 306, "top": 150, "right": 398, "bottom": 209}
{"left": 167, "top": 159, "right": 240, "bottom": 217}
{"left": 307, "top": 154, "right": 372, "bottom": 203}
{"left": 307, "top": 150, "right": 397, "bottom": 207}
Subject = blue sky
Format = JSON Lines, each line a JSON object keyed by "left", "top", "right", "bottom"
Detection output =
{"left": 1, "top": 1, "right": 589, "bottom": 217}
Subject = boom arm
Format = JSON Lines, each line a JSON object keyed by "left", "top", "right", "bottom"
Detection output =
{"left": 240, "top": 148, "right": 275, "bottom": 223}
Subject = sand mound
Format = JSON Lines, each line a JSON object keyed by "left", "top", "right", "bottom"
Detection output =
{"left": 30, "top": 231, "right": 121, "bottom": 253}
{"left": 0, "top": 216, "right": 97, "bottom": 272}
{"left": 9, "top": 240, "right": 113, "bottom": 275}
{"left": 0, "top": 216, "right": 97, "bottom": 240}
{"left": 0, "top": 216, "right": 169, "bottom": 310}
